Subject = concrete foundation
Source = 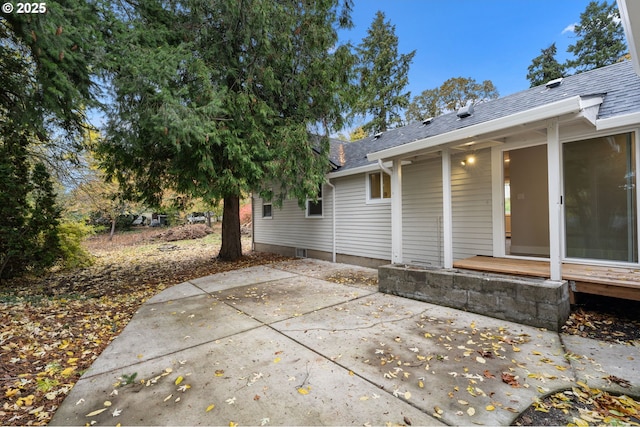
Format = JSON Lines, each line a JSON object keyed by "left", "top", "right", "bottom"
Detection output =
{"left": 253, "top": 242, "right": 389, "bottom": 269}
{"left": 378, "top": 264, "right": 570, "bottom": 331}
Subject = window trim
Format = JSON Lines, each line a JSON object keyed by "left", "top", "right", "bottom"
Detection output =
{"left": 262, "top": 202, "right": 273, "bottom": 219}
{"left": 306, "top": 184, "right": 324, "bottom": 218}
{"left": 366, "top": 171, "right": 392, "bottom": 204}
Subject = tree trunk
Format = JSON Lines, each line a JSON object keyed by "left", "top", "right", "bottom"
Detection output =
{"left": 108, "top": 217, "right": 117, "bottom": 242}
{"left": 218, "top": 195, "right": 242, "bottom": 261}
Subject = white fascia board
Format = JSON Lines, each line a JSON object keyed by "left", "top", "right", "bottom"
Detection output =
{"left": 327, "top": 163, "right": 381, "bottom": 178}
{"left": 367, "top": 96, "right": 587, "bottom": 162}
{"left": 596, "top": 111, "right": 640, "bottom": 131}
{"left": 618, "top": 0, "right": 640, "bottom": 76}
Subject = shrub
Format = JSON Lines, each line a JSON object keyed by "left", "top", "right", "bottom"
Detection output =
{"left": 57, "top": 221, "right": 94, "bottom": 269}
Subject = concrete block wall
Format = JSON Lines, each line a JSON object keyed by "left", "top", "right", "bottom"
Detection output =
{"left": 378, "top": 265, "right": 570, "bottom": 331}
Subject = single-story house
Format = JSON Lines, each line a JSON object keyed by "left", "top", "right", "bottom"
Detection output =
{"left": 251, "top": 10, "right": 640, "bottom": 328}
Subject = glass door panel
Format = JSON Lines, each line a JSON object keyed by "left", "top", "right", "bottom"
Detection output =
{"left": 563, "top": 133, "right": 637, "bottom": 262}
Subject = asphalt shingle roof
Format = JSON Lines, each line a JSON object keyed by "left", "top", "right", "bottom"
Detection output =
{"left": 331, "top": 60, "right": 640, "bottom": 172}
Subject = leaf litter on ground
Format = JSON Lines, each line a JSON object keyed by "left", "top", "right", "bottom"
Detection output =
{"left": 0, "top": 225, "right": 287, "bottom": 426}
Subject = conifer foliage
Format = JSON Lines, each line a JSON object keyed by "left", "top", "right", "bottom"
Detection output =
{"left": 97, "top": 0, "right": 354, "bottom": 260}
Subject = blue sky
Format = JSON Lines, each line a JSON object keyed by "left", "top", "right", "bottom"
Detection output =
{"left": 338, "top": 0, "right": 593, "bottom": 98}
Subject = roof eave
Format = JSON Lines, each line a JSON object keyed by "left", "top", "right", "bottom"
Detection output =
{"left": 618, "top": 0, "right": 640, "bottom": 76}
{"left": 367, "top": 96, "right": 596, "bottom": 162}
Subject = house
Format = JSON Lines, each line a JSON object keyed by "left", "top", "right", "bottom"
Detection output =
{"left": 252, "top": 7, "right": 640, "bottom": 329}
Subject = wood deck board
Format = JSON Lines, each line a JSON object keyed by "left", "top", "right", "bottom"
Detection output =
{"left": 453, "top": 256, "right": 640, "bottom": 300}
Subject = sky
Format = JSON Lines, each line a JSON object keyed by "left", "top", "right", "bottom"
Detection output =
{"left": 338, "top": 0, "right": 594, "bottom": 99}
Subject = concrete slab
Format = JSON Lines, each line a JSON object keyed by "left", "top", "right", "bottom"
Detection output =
{"left": 189, "top": 265, "right": 297, "bottom": 292}
{"left": 562, "top": 334, "right": 640, "bottom": 396}
{"left": 211, "top": 275, "right": 376, "bottom": 324}
{"left": 51, "top": 327, "right": 444, "bottom": 426}
{"left": 84, "top": 294, "right": 263, "bottom": 377}
{"left": 49, "top": 259, "right": 640, "bottom": 426}
{"left": 145, "top": 281, "right": 206, "bottom": 304}
{"left": 275, "top": 292, "right": 574, "bottom": 426}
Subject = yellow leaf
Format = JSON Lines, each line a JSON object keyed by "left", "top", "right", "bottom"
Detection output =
{"left": 86, "top": 408, "right": 108, "bottom": 417}
{"left": 512, "top": 346, "right": 521, "bottom": 352}
{"left": 349, "top": 370, "right": 354, "bottom": 376}
{"left": 68, "top": 357, "right": 79, "bottom": 365}
{"left": 215, "top": 370, "right": 225, "bottom": 377}
{"left": 104, "top": 401, "right": 112, "bottom": 407}
{"left": 418, "top": 380, "right": 424, "bottom": 388}
{"left": 555, "top": 365, "right": 567, "bottom": 371}
{"left": 5, "top": 388, "right": 19, "bottom": 398}
{"left": 61, "top": 367, "right": 76, "bottom": 377}
{"left": 434, "top": 406, "right": 444, "bottom": 415}
{"left": 16, "top": 395, "right": 35, "bottom": 407}
{"left": 297, "top": 387, "right": 309, "bottom": 395}
{"left": 458, "top": 400, "right": 469, "bottom": 405}
{"left": 573, "top": 417, "right": 589, "bottom": 427}
{"left": 404, "top": 391, "right": 411, "bottom": 400}
{"left": 206, "top": 404, "right": 215, "bottom": 412}
{"left": 476, "top": 356, "right": 486, "bottom": 364}
{"left": 467, "top": 407, "right": 476, "bottom": 416}
{"left": 273, "top": 357, "right": 281, "bottom": 363}
{"left": 230, "top": 422, "right": 238, "bottom": 427}
{"left": 532, "top": 351, "right": 542, "bottom": 355}
{"left": 486, "top": 405, "right": 495, "bottom": 411}
{"left": 175, "top": 376, "right": 184, "bottom": 385}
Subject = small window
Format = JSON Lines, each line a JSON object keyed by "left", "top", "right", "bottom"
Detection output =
{"left": 306, "top": 185, "right": 323, "bottom": 217}
{"left": 368, "top": 172, "right": 391, "bottom": 201}
{"left": 262, "top": 203, "right": 272, "bottom": 219}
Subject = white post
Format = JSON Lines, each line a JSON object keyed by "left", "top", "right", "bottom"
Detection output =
{"left": 391, "top": 159, "right": 403, "bottom": 264}
{"left": 442, "top": 149, "right": 453, "bottom": 268}
{"left": 547, "top": 118, "right": 563, "bottom": 281}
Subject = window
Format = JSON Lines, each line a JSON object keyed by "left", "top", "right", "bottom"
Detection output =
{"left": 368, "top": 172, "right": 391, "bottom": 201}
{"left": 306, "top": 185, "right": 323, "bottom": 217}
{"left": 262, "top": 202, "right": 272, "bottom": 219}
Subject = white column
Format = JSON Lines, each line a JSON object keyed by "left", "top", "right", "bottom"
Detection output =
{"left": 547, "top": 118, "right": 563, "bottom": 281}
{"left": 391, "top": 159, "right": 403, "bottom": 264}
{"left": 442, "top": 149, "right": 453, "bottom": 268}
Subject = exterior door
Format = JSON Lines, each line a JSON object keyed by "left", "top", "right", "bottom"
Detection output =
{"left": 563, "top": 133, "right": 637, "bottom": 263}
{"left": 504, "top": 145, "right": 550, "bottom": 257}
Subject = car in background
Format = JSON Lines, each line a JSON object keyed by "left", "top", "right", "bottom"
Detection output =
{"left": 187, "top": 212, "right": 207, "bottom": 224}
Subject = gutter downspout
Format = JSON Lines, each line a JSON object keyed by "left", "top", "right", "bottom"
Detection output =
{"left": 326, "top": 180, "right": 336, "bottom": 263}
{"left": 250, "top": 193, "right": 255, "bottom": 252}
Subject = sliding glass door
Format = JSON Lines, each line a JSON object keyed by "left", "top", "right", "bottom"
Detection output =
{"left": 563, "top": 132, "right": 637, "bottom": 263}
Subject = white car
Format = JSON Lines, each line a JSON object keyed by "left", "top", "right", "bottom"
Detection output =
{"left": 187, "top": 213, "right": 207, "bottom": 224}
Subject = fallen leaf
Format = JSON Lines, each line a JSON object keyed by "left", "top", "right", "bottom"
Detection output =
{"left": 86, "top": 408, "right": 108, "bottom": 417}
{"left": 467, "top": 407, "right": 476, "bottom": 416}
{"left": 206, "top": 404, "right": 215, "bottom": 412}
{"left": 175, "top": 376, "right": 184, "bottom": 385}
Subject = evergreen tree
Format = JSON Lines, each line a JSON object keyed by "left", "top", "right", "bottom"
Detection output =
{"left": 1, "top": 0, "right": 101, "bottom": 278}
{"left": 97, "top": 0, "right": 354, "bottom": 261}
{"left": 566, "top": 1, "right": 627, "bottom": 73}
{"left": 527, "top": 43, "right": 565, "bottom": 87}
{"left": 0, "top": 138, "right": 62, "bottom": 279}
{"left": 353, "top": 11, "right": 415, "bottom": 134}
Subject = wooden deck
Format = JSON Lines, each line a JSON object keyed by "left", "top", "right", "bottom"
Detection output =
{"left": 453, "top": 256, "right": 640, "bottom": 301}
